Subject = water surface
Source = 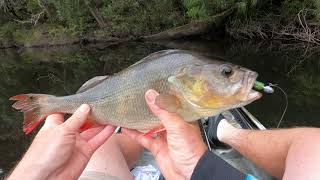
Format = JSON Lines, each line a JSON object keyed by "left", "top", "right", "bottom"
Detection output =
{"left": 0, "top": 40, "right": 319, "bottom": 177}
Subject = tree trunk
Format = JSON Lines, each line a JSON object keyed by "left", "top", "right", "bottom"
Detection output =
{"left": 84, "top": 0, "right": 107, "bottom": 28}
{"left": 144, "top": 8, "right": 234, "bottom": 41}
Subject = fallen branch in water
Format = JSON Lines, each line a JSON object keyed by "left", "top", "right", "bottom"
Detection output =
{"left": 144, "top": 8, "right": 234, "bottom": 40}
{"left": 227, "top": 9, "right": 320, "bottom": 45}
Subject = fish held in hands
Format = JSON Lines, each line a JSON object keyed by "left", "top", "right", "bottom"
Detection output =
{"left": 10, "top": 50, "right": 262, "bottom": 134}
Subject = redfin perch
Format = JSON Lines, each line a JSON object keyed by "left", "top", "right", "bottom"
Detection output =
{"left": 10, "top": 50, "right": 262, "bottom": 134}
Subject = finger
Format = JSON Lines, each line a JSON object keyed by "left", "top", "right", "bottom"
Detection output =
{"left": 41, "top": 114, "right": 64, "bottom": 131}
{"left": 80, "top": 126, "right": 105, "bottom": 141}
{"left": 88, "top": 125, "right": 115, "bottom": 152}
{"left": 121, "top": 128, "right": 154, "bottom": 151}
{"left": 145, "top": 89, "right": 187, "bottom": 132}
{"left": 63, "top": 104, "right": 90, "bottom": 131}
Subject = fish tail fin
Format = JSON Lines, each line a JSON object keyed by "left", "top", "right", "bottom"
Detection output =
{"left": 10, "top": 94, "right": 55, "bottom": 134}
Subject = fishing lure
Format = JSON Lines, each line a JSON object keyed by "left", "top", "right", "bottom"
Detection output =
{"left": 254, "top": 81, "right": 274, "bottom": 93}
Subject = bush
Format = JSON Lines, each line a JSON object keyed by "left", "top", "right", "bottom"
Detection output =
{"left": 314, "top": 0, "right": 320, "bottom": 19}
{"left": 100, "top": 0, "right": 184, "bottom": 36}
{"left": 282, "top": 0, "right": 320, "bottom": 19}
{"left": 26, "top": 0, "right": 42, "bottom": 13}
{"left": 43, "top": 0, "right": 94, "bottom": 35}
{"left": 182, "top": 0, "right": 210, "bottom": 20}
{"left": 1, "top": 0, "right": 320, "bottom": 44}
{"left": 182, "top": 0, "right": 258, "bottom": 21}
{"left": 0, "top": 22, "right": 20, "bottom": 39}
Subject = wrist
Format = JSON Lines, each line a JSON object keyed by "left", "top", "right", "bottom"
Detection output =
{"left": 8, "top": 147, "right": 54, "bottom": 180}
{"left": 183, "top": 145, "right": 207, "bottom": 179}
{"left": 8, "top": 163, "right": 50, "bottom": 180}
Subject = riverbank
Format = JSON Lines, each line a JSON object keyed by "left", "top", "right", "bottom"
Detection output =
{"left": 1, "top": 0, "right": 320, "bottom": 49}
{"left": 0, "top": 7, "right": 233, "bottom": 49}
{"left": 0, "top": 23, "right": 136, "bottom": 48}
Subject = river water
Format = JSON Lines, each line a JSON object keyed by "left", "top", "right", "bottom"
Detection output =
{"left": 0, "top": 40, "right": 319, "bottom": 177}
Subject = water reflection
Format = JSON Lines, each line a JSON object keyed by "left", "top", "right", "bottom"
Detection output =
{"left": 0, "top": 40, "right": 319, "bottom": 177}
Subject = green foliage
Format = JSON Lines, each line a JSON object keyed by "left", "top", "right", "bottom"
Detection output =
{"left": 0, "top": 0, "right": 26, "bottom": 19}
{"left": 43, "top": 0, "right": 93, "bottom": 35}
{"left": 236, "top": 2, "right": 248, "bottom": 16}
{"left": 0, "top": 22, "right": 78, "bottom": 47}
{"left": 181, "top": 0, "right": 256, "bottom": 20}
{"left": 314, "top": 0, "right": 320, "bottom": 19}
{"left": 0, "top": 22, "right": 20, "bottom": 39}
{"left": 182, "top": 0, "right": 210, "bottom": 20}
{"left": 26, "top": 0, "right": 42, "bottom": 12}
{"left": 250, "top": 0, "right": 258, "bottom": 8}
{"left": 282, "top": 0, "right": 307, "bottom": 15}
{"left": 1, "top": 0, "right": 320, "bottom": 44}
{"left": 100, "top": 0, "right": 184, "bottom": 36}
{"left": 0, "top": 0, "right": 186, "bottom": 44}
{"left": 282, "top": 0, "right": 320, "bottom": 19}
{"left": 211, "top": 0, "right": 235, "bottom": 13}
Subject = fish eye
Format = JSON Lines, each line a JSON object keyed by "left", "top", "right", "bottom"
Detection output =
{"left": 220, "top": 65, "right": 233, "bottom": 77}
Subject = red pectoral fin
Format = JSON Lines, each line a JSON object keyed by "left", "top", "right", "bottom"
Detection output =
{"left": 143, "top": 125, "right": 166, "bottom": 137}
{"left": 155, "top": 94, "right": 180, "bottom": 113}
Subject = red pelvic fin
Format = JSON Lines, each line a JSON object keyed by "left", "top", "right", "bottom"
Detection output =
{"left": 23, "top": 116, "right": 47, "bottom": 134}
{"left": 80, "top": 117, "right": 98, "bottom": 132}
{"left": 143, "top": 125, "right": 166, "bottom": 137}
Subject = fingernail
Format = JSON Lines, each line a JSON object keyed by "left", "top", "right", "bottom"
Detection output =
{"left": 79, "top": 104, "right": 90, "bottom": 113}
{"left": 146, "top": 90, "right": 158, "bottom": 104}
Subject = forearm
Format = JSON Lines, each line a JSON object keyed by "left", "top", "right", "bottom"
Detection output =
{"left": 7, "top": 162, "right": 50, "bottom": 180}
{"left": 283, "top": 130, "right": 320, "bottom": 179}
{"left": 221, "top": 127, "right": 320, "bottom": 178}
{"left": 7, "top": 144, "right": 52, "bottom": 180}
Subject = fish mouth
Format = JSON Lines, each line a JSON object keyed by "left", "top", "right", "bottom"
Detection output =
{"left": 242, "top": 71, "right": 262, "bottom": 102}
{"left": 247, "top": 89, "right": 262, "bottom": 102}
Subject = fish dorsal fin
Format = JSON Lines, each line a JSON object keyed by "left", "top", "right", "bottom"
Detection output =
{"left": 128, "top": 59, "right": 147, "bottom": 68}
{"left": 76, "top": 75, "right": 109, "bottom": 93}
{"left": 128, "top": 50, "right": 182, "bottom": 68}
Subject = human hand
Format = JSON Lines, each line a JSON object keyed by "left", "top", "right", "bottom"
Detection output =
{"left": 8, "top": 104, "right": 115, "bottom": 180}
{"left": 122, "top": 90, "right": 207, "bottom": 180}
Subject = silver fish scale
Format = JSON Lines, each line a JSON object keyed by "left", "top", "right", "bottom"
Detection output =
{"left": 55, "top": 50, "right": 211, "bottom": 130}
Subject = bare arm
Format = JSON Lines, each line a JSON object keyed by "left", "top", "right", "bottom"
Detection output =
{"left": 219, "top": 121, "right": 320, "bottom": 179}
{"left": 282, "top": 129, "right": 320, "bottom": 180}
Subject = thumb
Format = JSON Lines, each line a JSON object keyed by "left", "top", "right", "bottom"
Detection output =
{"left": 41, "top": 114, "right": 64, "bottom": 131}
{"left": 63, "top": 104, "right": 90, "bottom": 131}
{"left": 145, "top": 89, "right": 187, "bottom": 132}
